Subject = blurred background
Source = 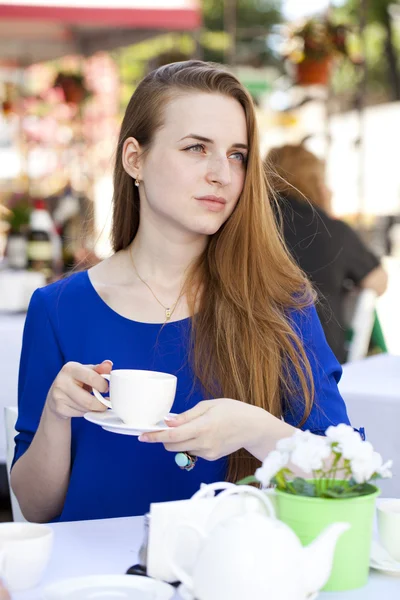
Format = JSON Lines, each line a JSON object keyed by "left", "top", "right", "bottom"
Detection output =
{"left": 0, "top": 0, "right": 400, "bottom": 348}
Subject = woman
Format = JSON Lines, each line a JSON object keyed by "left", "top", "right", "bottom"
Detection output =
{"left": 11, "top": 62, "right": 350, "bottom": 523}
{"left": 266, "top": 144, "right": 388, "bottom": 364}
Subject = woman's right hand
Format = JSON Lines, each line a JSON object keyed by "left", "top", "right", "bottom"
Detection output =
{"left": 45, "top": 359, "right": 113, "bottom": 420}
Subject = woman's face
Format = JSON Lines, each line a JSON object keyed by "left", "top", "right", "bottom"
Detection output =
{"left": 134, "top": 92, "right": 248, "bottom": 237}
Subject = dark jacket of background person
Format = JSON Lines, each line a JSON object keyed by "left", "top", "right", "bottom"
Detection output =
{"left": 266, "top": 144, "right": 388, "bottom": 364}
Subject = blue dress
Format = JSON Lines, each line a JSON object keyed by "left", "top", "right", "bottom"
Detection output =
{"left": 13, "top": 271, "right": 350, "bottom": 522}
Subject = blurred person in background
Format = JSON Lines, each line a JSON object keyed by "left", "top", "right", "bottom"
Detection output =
{"left": 0, "top": 580, "right": 10, "bottom": 600}
{"left": 266, "top": 144, "right": 388, "bottom": 364}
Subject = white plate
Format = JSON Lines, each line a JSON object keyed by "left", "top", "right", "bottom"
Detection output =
{"left": 370, "top": 540, "right": 400, "bottom": 575}
{"left": 83, "top": 410, "right": 176, "bottom": 436}
{"left": 370, "top": 559, "right": 400, "bottom": 575}
{"left": 42, "top": 574, "right": 175, "bottom": 599}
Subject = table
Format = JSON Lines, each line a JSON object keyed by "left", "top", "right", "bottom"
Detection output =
{"left": 13, "top": 514, "right": 400, "bottom": 600}
{"left": 338, "top": 354, "right": 400, "bottom": 498}
{"left": 0, "top": 313, "right": 25, "bottom": 463}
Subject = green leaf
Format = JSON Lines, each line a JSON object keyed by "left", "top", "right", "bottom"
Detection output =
{"left": 237, "top": 475, "right": 259, "bottom": 486}
{"left": 290, "top": 478, "right": 317, "bottom": 497}
{"left": 319, "top": 482, "right": 377, "bottom": 499}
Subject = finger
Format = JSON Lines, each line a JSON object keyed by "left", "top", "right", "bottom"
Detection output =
{"left": 65, "top": 379, "right": 108, "bottom": 413}
{"left": 165, "top": 400, "right": 212, "bottom": 427}
{"left": 93, "top": 360, "right": 113, "bottom": 375}
{"left": 138, "top": 417, "right": 205, "bottom": 444}
{"left": 83, "top": 361, "right": 113, "bottom": 392}
{"left": 64, "top": 362, "right": 109, "bottom": 393}
{"left": 162, "top": 441, "right": 198, "bottom": 453}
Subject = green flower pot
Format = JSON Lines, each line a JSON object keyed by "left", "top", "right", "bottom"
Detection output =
{"left": 275, "top": 483, "right": 380, "bottom": 591}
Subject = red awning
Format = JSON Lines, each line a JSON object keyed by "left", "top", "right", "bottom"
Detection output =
{"left": 0, "top": 0, "right": 201, "bottom": 64}
{"left": 0, "top": 0, "right": 201, "bottom": 28}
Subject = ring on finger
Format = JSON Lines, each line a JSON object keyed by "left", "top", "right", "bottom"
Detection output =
{"left": 175, "top": 452, "right": 198, "bottom": 471}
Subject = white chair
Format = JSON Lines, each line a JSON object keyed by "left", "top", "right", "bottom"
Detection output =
{"left": 345, "top": 289, "right": 378, "bottom": 363}
{"left": 4, "top": 406, "right": 26, "bottom": 522}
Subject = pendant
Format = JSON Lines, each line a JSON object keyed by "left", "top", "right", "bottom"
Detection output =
{"left": 165, "top": 308, "right": 171, "bottom": 321}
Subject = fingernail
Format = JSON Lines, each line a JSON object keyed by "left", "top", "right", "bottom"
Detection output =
{"left": 138, "top": 435, "right": 149, "bottom": 442}
{"left": 164, "top": 415, "right": 177, "bottom": 422}
{"left": 103, "top": 360, "right": 113, "bottom": 366}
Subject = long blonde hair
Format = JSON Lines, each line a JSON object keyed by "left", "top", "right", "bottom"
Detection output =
{"left": 112, "top": 61, "right": 315, "bottom": 481}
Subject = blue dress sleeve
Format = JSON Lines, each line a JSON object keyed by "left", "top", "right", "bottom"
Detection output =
{"left": 283, "top": 304, "right": 351, "bottom": 434}
{"left": 12, "top": 288, "right": 64, "bottom": 467}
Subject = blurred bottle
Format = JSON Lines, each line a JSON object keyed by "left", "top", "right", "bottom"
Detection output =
{"left": 26, "top": 199, "right": 54, "bottom": 279}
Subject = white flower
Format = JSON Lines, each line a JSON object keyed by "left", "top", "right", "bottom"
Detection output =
{"left": 339, "top": 435, "right": 371, "bottom": 461}
{"left": 325, "top": 424, "right": 357, "bottom": 443}
{"left": 326, "top": 424, "right": 371, "bottom": 461}
{"left": 351, "top": 450, "right": 383, "bottom": 484}
{"left": 255, "top": 450, "right": 289, "bottom": 487}
{"left": 276, "top": 431, "right": 303, "bottom": 452}
{"left": 290, "top": 433, "right": 332, "bottom": 473}
{"left": 376, "top": 459, "right": 393, "bottom": 479}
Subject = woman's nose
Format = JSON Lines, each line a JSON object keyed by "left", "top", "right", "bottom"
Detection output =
{"left": 206, "top": 155, "right": 231, "bottom": 187}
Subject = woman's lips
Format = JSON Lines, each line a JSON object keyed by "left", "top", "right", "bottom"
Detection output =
{"left": 196, "top": 196, "right": 226, "bottom": 212}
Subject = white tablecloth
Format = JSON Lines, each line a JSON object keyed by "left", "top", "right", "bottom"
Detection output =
{"left": 338, "top": 354, "right": 400, "bottom": 498}
{"left": 0, "top": 313, "right": 25, "bottom": 463}
{"left": 12, "top": 513, "right": 399, "bottom": 600}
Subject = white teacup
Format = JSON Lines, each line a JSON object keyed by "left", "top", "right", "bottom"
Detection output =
{"left": 377, "top": 499, "right": 400, "bottom": 562}
{"left": 92, "top": 369, "right": 177, "bottom": 426}
{"left": 0, "top": 522, "right": 54, "bottom": 592}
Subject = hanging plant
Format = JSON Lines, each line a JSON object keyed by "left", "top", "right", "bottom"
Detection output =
{"left": 53, "top": 72, "right": 90, "bottom": 105}
{"left": 282, "top": 18, "right": 362, "bottom": 86}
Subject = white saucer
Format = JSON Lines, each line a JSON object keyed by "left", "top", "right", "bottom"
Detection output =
{"left": 83, "top": 410, "right": 176, "bottom": 436}
{"left": 370, "top": 540, "right": 400, "bottom": 575}
{"left": 42, "top": 574, "right": 175, "bottom": 599}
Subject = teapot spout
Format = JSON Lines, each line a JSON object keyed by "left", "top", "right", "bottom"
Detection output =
{"left": 302, "top": 522, "right": 350, "bottom": 595}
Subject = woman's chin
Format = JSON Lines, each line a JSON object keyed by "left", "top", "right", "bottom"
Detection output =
{"left": 186, "top": 215, "right": 227, "bottom": 236}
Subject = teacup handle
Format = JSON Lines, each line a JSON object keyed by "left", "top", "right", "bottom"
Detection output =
{"left": 169, "top": 522, "right": 206, "bottom": 591}
{"left": 92, "top": 374, "right": 112, "bottom": 409}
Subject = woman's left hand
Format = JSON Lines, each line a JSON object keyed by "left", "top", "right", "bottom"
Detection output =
{"left": 138, "top": 398, "right": 265, "bottom": 460}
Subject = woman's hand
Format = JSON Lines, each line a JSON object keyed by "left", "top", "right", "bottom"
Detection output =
{"left": 45, "top": 359, "right": 113, "bottom": 420}
{"left": 138, "top": 398, "right": 267, "bottom": 460}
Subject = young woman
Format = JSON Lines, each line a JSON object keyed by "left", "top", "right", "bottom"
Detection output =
{"left": 11, "top": 61, "right": 350, "bottom": 523}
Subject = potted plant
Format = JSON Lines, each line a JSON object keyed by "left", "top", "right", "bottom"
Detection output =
{"left": 53, "top": 72, "right": 90, "bottom": 105}
{"left": 283, "top": 18, "right": 356, "bottom": 85}
{"left": 240, "top": 424, "right": 392, "bottom": 591}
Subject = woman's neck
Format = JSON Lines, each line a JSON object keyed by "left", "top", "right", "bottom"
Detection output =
{"left": 130, "top": 222, "right": 207, "bottom": 287}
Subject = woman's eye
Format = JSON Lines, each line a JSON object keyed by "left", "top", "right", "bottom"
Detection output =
{"left": 185, "top": 144, "right": 205, "bottom": 153}
{"left": 230, "top": 152, "right": 247, "bottom": 163}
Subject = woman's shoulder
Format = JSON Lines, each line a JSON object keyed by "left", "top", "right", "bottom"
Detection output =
{"left": 36, "top": 270, "right": 90, "bottom": 304}
{"left": 30, "top": 270, "right": 95, "bottom": 327}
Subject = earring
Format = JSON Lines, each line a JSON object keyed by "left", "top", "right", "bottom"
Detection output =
{"left": 134, "top": 178, "right": 140, "bottom": 187}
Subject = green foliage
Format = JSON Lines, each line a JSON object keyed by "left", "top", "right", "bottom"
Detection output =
{"left": 5, "top": 194, "right": 32, "bottom": 233}
{"left": 203, "top": 0, "right": 283, "bottom": 31}
{"left": 333, "top": 0, "right": 400, "bottom": 103}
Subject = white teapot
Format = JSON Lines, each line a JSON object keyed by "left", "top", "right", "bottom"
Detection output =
{"left": 169, "top": 484, "right": 349, "bottom": 600}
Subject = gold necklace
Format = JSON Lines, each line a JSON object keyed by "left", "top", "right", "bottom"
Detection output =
{"left": 130, "top": 249, "right": 186, "bottom": 322}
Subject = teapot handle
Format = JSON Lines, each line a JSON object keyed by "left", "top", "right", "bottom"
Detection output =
{"left": 169, "top": 522, "right": 206, "bottom": 591}
{"left": 204, "top": 484, "right": 276, "bottom": 525}
{"left": 191, "top": 481, "right": 237, "bottom": 500}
